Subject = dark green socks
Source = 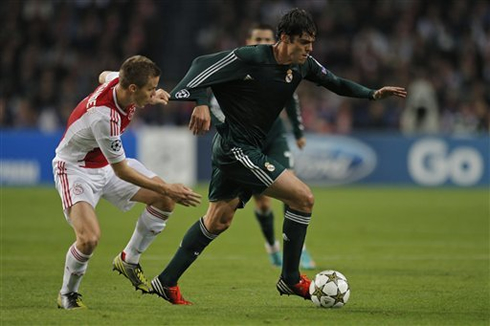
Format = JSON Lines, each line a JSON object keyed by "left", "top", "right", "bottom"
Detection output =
{"left": 281, "top": 208, "right": 311, "bottom": 285}
{"left": 158, "top": 218, "right": 217, "bottom": 286}
{"left": 254, "top": 209, "right": 275, "bottom": 246}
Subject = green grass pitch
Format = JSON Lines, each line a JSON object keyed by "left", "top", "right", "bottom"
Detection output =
{"left": 1, "top": 186, "right": 489, "bottom": 325}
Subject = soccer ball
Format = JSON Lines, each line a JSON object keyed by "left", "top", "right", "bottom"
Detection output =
{"left": 309, "top": 270, "right": 350, "bottom": 308}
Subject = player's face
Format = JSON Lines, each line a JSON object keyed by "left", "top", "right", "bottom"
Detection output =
{"left": 246, "top": 29, "right": 275, "bottom": 45}
{"left": 288, "top": 33, "right": 315, "bottom": 64}
{"left": 133, "top": 76, "right": 159, "bottom": 107}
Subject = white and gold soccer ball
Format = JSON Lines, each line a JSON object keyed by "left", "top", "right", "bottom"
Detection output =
{"left": 309, "top": 270, "right": 350, "bottom": 308}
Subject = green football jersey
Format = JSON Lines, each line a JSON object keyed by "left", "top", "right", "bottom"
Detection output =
{"left": 171, "top": 44, "right": 375, "bottom": 148}
{"left": 210, "top": 91, "right": 304, "bottom": 146}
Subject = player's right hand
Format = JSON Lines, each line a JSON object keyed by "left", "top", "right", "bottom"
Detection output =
{"left": 189, "top": 105, "right": 211, "bottom": 135}
{"left": 164, "top": 183, "right": 202, "bottom": 207}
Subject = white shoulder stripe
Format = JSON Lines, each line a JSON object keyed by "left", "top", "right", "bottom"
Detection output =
{"left": 187, "top": 52, "right": 238, "bottom": 88}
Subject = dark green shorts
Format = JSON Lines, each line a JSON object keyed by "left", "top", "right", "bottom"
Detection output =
{"left": 208, "top": 133, "right": 286, "bottom": 207}
{"left": 262, "top": 134, "right": 293, "bottom": 169}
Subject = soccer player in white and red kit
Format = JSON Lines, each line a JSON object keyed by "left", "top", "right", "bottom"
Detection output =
{"left": 53, "top": 55, "right": 202, "bottom": 309}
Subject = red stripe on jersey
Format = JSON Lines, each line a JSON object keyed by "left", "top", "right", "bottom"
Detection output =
{"left": 110, "top": 108, "right": 120, "bottom": 136}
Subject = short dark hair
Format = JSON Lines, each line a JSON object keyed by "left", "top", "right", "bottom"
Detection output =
{"left": 247, "top": 23, "right": 275, "bottom": 38}
{"left": 276, "top": 8, "right": 317, "bottom": 40}
{"left": 119, "top": 55, "right": 161, "bottom": 89}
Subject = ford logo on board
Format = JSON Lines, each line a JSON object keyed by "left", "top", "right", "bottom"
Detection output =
{"left": 290, "top": 135, "right": 377, "bottom": 185}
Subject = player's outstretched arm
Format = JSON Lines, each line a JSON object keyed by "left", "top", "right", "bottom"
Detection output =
{"left": 372, "top": 86, "right": 407, "bottom": 100}
{"left": 111, "top": 160, "right": 201, "bottom": 207}
{"left": 189, "top": 105, "right": 211, "bottom": 135}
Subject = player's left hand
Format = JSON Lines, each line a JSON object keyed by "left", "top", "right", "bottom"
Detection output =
{"left": 149, "top": 89, "right": 170, "bottom": 105}
{"left": 189, "top": 105, "right": 211, "bottom": 135}
{"left": 296, "top": 137, "right": 306, "bottom": 150}
{"left": 373, "top": 86, "right": 407, "bottom": 100}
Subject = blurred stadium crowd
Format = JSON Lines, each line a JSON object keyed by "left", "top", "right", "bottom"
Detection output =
{"left": 1, "top": 0, "right": 488, "bottom": 135}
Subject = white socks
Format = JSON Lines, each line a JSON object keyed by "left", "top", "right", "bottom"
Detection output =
{"left": 60, "top": 243, "right": 92, "bottom": 294}
{"left": 265, "top": 240, "right": 281, "bottom": 254}
{"left": 123, "top": 206, "right": 171, "bottom": 264}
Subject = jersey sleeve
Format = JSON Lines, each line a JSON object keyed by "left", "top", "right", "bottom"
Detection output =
{"left": 105, "top": 72, "right": 119, "bottom": 83}
{"left": 304, "top": 56, "right": 376, "bottom": 99}
{"left": 284, "top": 92, "right": 304, "bottom": 140}
{"left": 170, "top": 50, "right": 245, "bottom": 106}
{"left": 89, "top": 107, "right": 126, "bottom": 164}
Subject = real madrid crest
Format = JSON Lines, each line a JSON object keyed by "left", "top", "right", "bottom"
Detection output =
{"left": 265, "top": 162, "right": 276, "bottom": 172}
{"left": 285, "top": 69, "right": 293, "bottom": 83}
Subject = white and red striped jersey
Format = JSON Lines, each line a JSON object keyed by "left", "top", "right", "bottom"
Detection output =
{"left": 54, "top": 74, "right": 136, "bottom": 168}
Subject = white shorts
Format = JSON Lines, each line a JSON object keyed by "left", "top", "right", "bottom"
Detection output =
{"left": 52, "top": 158, "right": 156, "bottom": 221}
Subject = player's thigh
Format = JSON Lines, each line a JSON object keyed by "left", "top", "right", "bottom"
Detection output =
{"left": 102, "top": 158, "right": 157, "bottom": 212}
{"left": 67, "top": 201, "right": 101, "bottom": 244}
{"left": 263, "top": 169, "right": 314, "bottom": 212}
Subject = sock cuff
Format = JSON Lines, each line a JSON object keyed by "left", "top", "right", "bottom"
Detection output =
{"left": 284, "top": 208, "right": 311, "bottom": 225}
{"left": 199, "top": 217, "right": 218, "bottom": 240}
{"left": 70, "top": 244, "right": 92, "bottom": 262}
{"left": 146, "top": 205, "right": 172, "bottom": 221}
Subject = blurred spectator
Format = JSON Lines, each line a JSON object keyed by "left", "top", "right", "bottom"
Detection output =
{"left": 401, "top": 78, "right": 439, "bottom": 134}
{"left": 0, "top": 0, "right": 488, "bottom": 135}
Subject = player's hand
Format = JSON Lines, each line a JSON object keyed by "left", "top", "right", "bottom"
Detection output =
{"left": 149, "top": 89, "right": 170, "bottom": 105}
{"left": 189, "top": 105, "right": 211, "bottom": 135}
{"left": 373, "top": 86, "right": 407, "bottom": 100}
{"left": 296, "top": 137, "right": 306, "bottom": 150}
{"left": 164, "top": 183, "right": 202, "bottom": 207}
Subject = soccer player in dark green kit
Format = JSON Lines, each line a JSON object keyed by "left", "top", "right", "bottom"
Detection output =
{"left": 151, "top": 8, "right": 407, "bottom": 305}
{"left": 209, "top": 23, "right": 316, "bottom": 269}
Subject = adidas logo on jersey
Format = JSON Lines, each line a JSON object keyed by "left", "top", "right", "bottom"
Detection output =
{"left": 243, "top": 74, "right": 254, "bottom": 81}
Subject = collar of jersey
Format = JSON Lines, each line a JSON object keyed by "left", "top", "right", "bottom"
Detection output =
{"left": 112, "top": 86, "right": 127, "bottom": 116}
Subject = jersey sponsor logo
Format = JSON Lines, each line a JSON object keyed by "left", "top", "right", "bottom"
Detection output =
{"left": 86, "top": 83, "right": 109, "bottom": 108}
{"left": 175, "top": 89, "right": 190, "bottom": 99}
{"left": 290, "top": 135, "right": 377, "bottom": 185}
{"left": 110, "top": 139, "right": 122, "bottom": 151}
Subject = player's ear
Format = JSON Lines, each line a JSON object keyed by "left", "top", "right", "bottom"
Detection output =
{"left": 280, "top": 33, "right": 290, "bottom": 44}
{"left": 128, "top": 84, "right": 138, "bottom": 93}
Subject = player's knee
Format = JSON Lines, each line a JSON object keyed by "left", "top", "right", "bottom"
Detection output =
{"left": 151, "top": 195, "right": 175, "bottom": 212}
{"left": 206, "top": 213, "right": 233, "bottom": 234}
{"left": 291, "top": 188, "right": 314, "bottom": 212}
{"left": 77, "top": 234, "right": 99, "bottom": 253}
{"left": 303, "top": 191, "right": 315, "bottom": 210}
